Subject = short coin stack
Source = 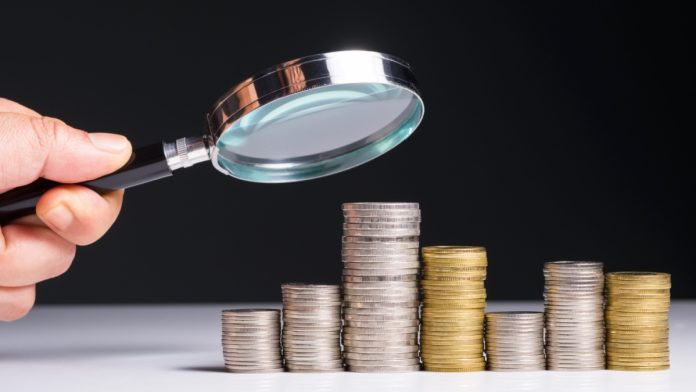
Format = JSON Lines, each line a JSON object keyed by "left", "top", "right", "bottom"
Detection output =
{"left": 543, "top": 261, "right": 605, "bottom": 370}
{"left": 221, "top": 309, "right": 283, "bottom": 372}
{"left": 341, "top": 202, "right": 421, "bottom": 372}
{"left": 281, "top": 283, "right": 344, "bottom": 372}
{"left": 420, "top": 246, "right": 488, "bottom": 371}
{"left": 605, "top": 272, "right": 671, "bottom": 371}
{"left": 484, "top": 312, "right": 546, "bottom": 371}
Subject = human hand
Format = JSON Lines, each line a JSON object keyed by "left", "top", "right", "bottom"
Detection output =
{"left": 0, "top": 98, "right": 132, "bottom": 321}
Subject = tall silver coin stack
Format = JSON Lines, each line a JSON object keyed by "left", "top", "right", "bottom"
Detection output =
{"left": 281, "top": 283, "right": 344, "bottom": 372}
{"left": 341, "top": 202, "right": 422, "bottom": 372}
{"left": 221, "top": 309, "right": 284, "bottom": 372}
{"left": 543, "top": 261, "right": 605, "bottom": 370}
{"left": 485, "top": 312, "right": 546, "bottom": 371}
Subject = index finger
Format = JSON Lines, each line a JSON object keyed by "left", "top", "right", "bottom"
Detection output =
{"left": 0, "top": 98, "right": 40, "bottom": 117}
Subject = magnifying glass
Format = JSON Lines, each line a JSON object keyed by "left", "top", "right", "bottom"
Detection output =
{"left": 0, "top": 50, "right": 424, "bottom": 224}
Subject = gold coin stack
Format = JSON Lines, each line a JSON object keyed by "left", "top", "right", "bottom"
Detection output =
{"left": 605, "top": 272, "right": 671, "bottom": 371}
{"left": 420, "top": 246, "right": 487, "bottom": 372}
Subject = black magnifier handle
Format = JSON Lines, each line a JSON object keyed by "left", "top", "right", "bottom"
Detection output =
{"left": 0, "top": 136, "right": 209, "bottom": 225}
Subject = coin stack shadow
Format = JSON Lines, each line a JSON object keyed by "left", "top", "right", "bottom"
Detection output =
{"left": 281, "top": 283, "right": 344, "bottom": 372}
{"left": 341, "top": 202, "right": 422, "bottom": 372}
{"left": 221, "top": 309, "right": 284, "bottom": 372}
{"left": 420, "top": 246, "right": 488, "bottom": 371}
{"left": 543, "top": 261, "right": 605, "bottom": 370}
{"left": 484, "top": 312, "right": 546, "bottom": 371}
{"left": 605, "top": 272, "right": 671, "bottom": 371}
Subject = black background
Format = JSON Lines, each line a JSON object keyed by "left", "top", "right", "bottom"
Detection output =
{"left": 1, "top": 2, "right": 692, "bottom": 303}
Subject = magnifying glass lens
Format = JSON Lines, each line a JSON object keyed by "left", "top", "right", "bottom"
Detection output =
{"left": 215, "top": 82, "right": 423, "bottom": 183}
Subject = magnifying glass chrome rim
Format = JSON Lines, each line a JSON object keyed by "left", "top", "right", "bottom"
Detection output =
{"left": 206, "top": 50, "right": 424, "bottom": 182}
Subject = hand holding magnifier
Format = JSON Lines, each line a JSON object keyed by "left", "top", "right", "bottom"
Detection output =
{"left": 0, "top": 50, "right": 424, "bottom": 224}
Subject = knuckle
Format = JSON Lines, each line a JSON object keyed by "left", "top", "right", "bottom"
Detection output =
{"left": 29, "top": 116, "right": 69, "bottom": 150}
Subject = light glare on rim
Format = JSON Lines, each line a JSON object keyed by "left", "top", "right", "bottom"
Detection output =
{"left": 207, "top": 50, "right": 424, "bottom": 183}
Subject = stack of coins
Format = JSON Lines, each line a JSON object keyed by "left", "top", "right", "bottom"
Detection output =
{"left": 543, "top": 261, "right": 605, "bottom": 370}
{"left": 281, "top": 283, "right": 344, "bottom": 372}
{"left": 605, "top": 272, "right": 671, "bottom": 371}
{"left": 420, "top": 246, "right": 487, "bottom": 372}
{"left": 341, "top": 202, "right": 421, "bottom": 372}
{"left": 484, "top": 312, "right": 546, "bottom": 371}
{"left": 221, "top": 309, "right": 284, "bottom": 372}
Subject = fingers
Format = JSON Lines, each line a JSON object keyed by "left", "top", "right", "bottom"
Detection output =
{"left": 0, "top": 223, "right": 75, "bottom": 287}
{"left": 0, "top": 285, "right": 35, "bottom": 322}
{"left": 35, "top": 185, "right": 125, "bottom": 246}
{"left": 0, "top": 97, "right": 40, "bottom": 117}
{"left": 0, "top": 112, "right": 132, "bottom": 191}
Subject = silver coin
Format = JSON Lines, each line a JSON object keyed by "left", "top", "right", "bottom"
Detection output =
{"left": 342, "top": 202, "right": 419, "bottom": 209}
{"left": 342, "top": 240, "right": 421, "bottom": 250}
{"left": 344, "top": 222, "right": 421, "bottom": 229}
{"left": 342, "top": 286, "right": 419, "bottom": 294}
{"left": 344, "top": 352, "right": 418, "bottom": 360}
{"left": 343, "top": 262, "right": 421, "bottom": 270}
{"left": 342, "top": 236, "right": 420, "bottom": 243}
{"left": 344, "top": 357, "right": 421, "bottom": 365}
{"left": 343, "top": 229, "right": 421, "bottom": 237}
{"left": 344, "top": 216, "right": 422, "bottom": 224}
{"left": 343, "top": 248, "right": 420, "bottom": 257}
{"left": 342, "top": 268, "right": 420, "bottom": 276}
{"left": 343, "top": 339, "right": 418, "bottom": 347}
{"left": 342, "top": 281, "right": 419, "bottom": 289}
{"left": 343, "top": 254, "right": 420, "bottom": 262}
{"left": 346, "top": 365, "right": 421, "bottom": 372}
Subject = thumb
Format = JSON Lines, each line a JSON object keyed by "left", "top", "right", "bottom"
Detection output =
{"left": 0, "top": 113, "right": 132, "bottom": 192}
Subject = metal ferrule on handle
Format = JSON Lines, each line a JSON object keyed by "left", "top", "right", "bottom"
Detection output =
{"left": 0, "top": 136, "right": 210, "bottom": 225}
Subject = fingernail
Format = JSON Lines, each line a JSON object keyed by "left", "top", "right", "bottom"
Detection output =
{"left": 87, "top": 132, "right": 130, "bottom": 153}
{"left": 42, "top": 204, "right": 74, "bottom": 231}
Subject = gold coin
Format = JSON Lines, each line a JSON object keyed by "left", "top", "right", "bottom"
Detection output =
{"left": 423, "top": 296, "right": 487, "bottom": 302}
{"left": 605, "top": 309, "right": 669, "bottom": 316}
{"left": 422, "top": 286, "right": 485, "bottom": 292}
{"left": 424, "top": 266, "right": 487, "bottom": 272}
{"left": 421, "top": 292, "right": 487, "bottom": 298}
{"left": 606, "top": 286, "right": 671, "bottom": 291}
{"left": 606, "top": 355, "right": 670, "bottom": 361}
{"left": 606, "top": 319, "right": 669, "bottom": 326}
{"left": 424, "top": 262, "right": 488, "bottom": 269}
{"left": 423, "top": 255, "right": 487, "bottom": 262}
{"left": 421, "top": 335, "right": 483, "bottom": 341}
{"left": 421, "top": 338, "right": 484, "bottom": 345}
{"left": 607, "top": 329, "right": 669, "bottom": 336}
{"left": 423, "top": 304, "right": 486, "bottom": 310}
{"left": 607, "top": 359, "right": 669, "bottom": 366}
{"left": 607, "top": 365, "right": 669, "bottom": 371}
{"left": 424, "top": 265, "right": 487, "bottom": 271}
{"left": 606, "top": 337, "right": 669, "bottom": 342}
{"left": 605, "top": 306, "right": 670, "bottom": 313}
{"left": 422, "top": 245, "right": 486, "bottom": 253}
{"left": 422, "top": 323, "right": 485, "bottom": 329}
{"left": 607, "top": 345, "right": 669, "bottom": 356}
{"left": 422, "top": 273, "right": 487, "bottom": 280}
{"left": 605, "top": 272, "right": 670, "bottom": 280}
{"left": 422, "top": 311, "right": 486, "bottom": 316}
{"left": 421, "top": 309, "right": 485, "bottom": 315}
{"left": 421, "top": 356, "right": 484, "bottom": 362}
{"left": 422, "top": 359, "right": 485, "bottom": 366}
{"left": 420, "top": 350, "right": 484, "bottom": 357}
{"left": 422, "top": 279, "right": 486, "bottom": 285}
{"left": 606, "top": 297, "right": 671, "bottom": 303}
{"left": 423, "top": 365, "right": 486, "bottom": 372}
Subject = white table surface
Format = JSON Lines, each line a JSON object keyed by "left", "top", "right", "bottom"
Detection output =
{"left": 1, "top": 301, "right": 692, "bottom": 392}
